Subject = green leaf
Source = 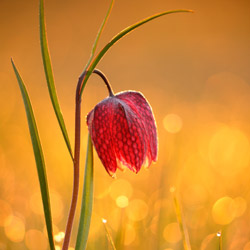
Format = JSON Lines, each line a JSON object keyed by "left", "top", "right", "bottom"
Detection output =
{"left": 80, "top": 9, "right": 193, "bottom": 96}
{"left": 11, "top": 59, "right": 55, "bottom": 250}
{"left": 75, "top": 134, "right": 94, "bottom": 250}
{"left": 80, "top": 0, "right": 114, "bottom": 76}
{"left": 40, "top": 0, "right": 73, "bottom": 160}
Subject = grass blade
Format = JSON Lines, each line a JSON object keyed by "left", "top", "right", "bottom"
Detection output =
{"left": 170, "top": 187, "right": 191, "bottom": 250}
{"left": 40, "top": 0, "right": 73, "bottom": 160}
{"left": 89, "top": 0, "right": 114, "bottom": 64}
{"left": 102, "top": 218, "right": 117, "bottom": 250}
{"left": 80, "top": 9, "right": 193, "bottom": 97}
{"left": 80, "top": 0, "right": 114, "bottom": 77}
{"left": 75, "top": 134, "right": 94, "bottom": 250}
{"left": 217, "top": 230, "right": 222, "bottom": 250}
{"left": 11, "top": 59, "right": 55, "bottom": 250}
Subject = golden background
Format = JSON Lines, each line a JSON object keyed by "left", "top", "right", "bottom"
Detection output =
{"left": 1, "top": 0, "right": 250, "bottom": 249}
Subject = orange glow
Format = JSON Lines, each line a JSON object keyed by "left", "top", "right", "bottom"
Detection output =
{"left": 2, "top": 0, "right": 250, "bottom": 248}
{"left": 124, "top": 224, "right": 136, "bottom": 245}
{"left": 126, "top": 199, "right": 148, "bottom": 221}
{"left": 163, "top": 114, "right": 183, "bottom": 133}
{"left": 25, "top": 229, "right": 48, "bottom": 250}
{"left": 209, "top": 126, "right": 250, "bottom": 176}
{"left": 4, "top": 215, "right": 25, "bottom": 243}
{"left": 109, "top": 179, "right": 133, "bottom": 200}
{"left": 0, "top": 200, "right": 12, "bottom": 227}
{"left": 212, "top": 196, "right": 236, "bottom": 225}
{"left": 116, "top": 195, "right": 129, "bottom": 208}
{"left": 234, "top": 197, "right": 247, "bottom": 218}
{"left": 163, "top": 222, "right": 182, "bottom": 243}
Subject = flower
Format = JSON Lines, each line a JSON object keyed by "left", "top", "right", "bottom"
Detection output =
{"left": 87, "top": 91, "right": 158, "bottom": 177}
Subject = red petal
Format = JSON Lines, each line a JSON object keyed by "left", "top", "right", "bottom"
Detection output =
{"left": 112, "top": 101, "right": 147, "bottom": 173}
{"left": 116, "top": 91, "right": 158, "bottom": 165}
{"left": 87, "top": 98, "right": 117, "bottom": 176}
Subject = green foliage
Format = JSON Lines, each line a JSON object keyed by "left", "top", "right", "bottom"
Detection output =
{"left": 75, "top": 134, "right": 94, "bottom": 250}
{"left": 11, "top": 59, "right": 55, "bottom": 250}
{"left": 12, "top": 0, "right": 192, "bottom": 248}
{"left": 80, "top": 9, "right": 193, "bottom": 97}
{"left": 40, "top": 0, "right": 73, "bottom": 160}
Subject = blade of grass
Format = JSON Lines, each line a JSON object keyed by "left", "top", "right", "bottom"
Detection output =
{"left": 83, "top": 0, "right": 114, "bottom": 72}
{"left": 79, "top": 9, "right": 193, "bottom": 97}
{"left": 79, "top": 0, "right": 114, "bottom": 83}
{"left": 217, "top": 230, "right": 222, "bottom": 250}
{"left": 102, "top": 218, "right": 117, "bottom": 250}
{"left": 170, "top": 187, "right": 191, "bottom": 250}
{"left": 11, "top": 59, "right": 55, "bottom": 250}
{"left": 39, "top": 0, "right": 73, "bottom": 160}
{"left": 75, "top": 134, "right": 94, "bottom": 250}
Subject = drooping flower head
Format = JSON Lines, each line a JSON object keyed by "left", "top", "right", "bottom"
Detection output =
{"left": 87, "top": 89, "right": 158, "bottom": 177}
{"left": 86, "top": 70, "right": 158, "bottom": 177}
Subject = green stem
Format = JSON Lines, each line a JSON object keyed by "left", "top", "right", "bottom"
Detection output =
{"left": 62, "top": 72, "right": 86, "bottom": 250}
{"left": 62, "top": 67, "right": 110, "bottom": 249}
{"left": 75, "top": 134, "right": 94, "bottom": 250}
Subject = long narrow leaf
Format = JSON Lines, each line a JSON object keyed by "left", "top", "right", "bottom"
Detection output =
{"left": 75, "top": 134, "right": 94, "bottom": 250}
{"left": 11, "top": 59, "right": 55, "bottom": 250}
{"left": 90, "top": 0, "right": 114, "bottom": 65}
{"left": 102, "top": 219, "right": 117, "bottom": 250}
{"left": 80, "top": 9, "right": 193, "bottom": 96}
{"left": 80, "top": 0, "right": 114, "bottom": 76}
{"left": 171, "top": 187, "right": 191, "bottom": 250}
{"left": 40, "top": 0, "right": 73, "bottom": 160}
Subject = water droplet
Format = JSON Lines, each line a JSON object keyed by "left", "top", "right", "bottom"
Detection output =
{"left": 217, "top": 231, "right": 221, "bottom": 237}
{"left": 102, "top": 218, "right": 107, "bottom": 224}
{"left": 54, "top": 231, "right": 65, "bottom": 243}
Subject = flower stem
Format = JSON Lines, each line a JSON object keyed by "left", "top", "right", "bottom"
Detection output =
{"left": 93, "top": 69, "right": 114, "bottom": 97}
{"left": 62, "top": 68, "right": 112, "bottom": 249}
{"left": 62, "top": 72, "right": 86, "bottom": 250}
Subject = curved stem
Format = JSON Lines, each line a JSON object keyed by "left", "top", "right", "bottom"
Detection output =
{"left": 93, "top": 69, "right": 114, "bottom": 97}
{"left": 62, "top": 68, "right": 112, "bottom": 249}
{"left": 62, "top": 72, "right": 86, "bottom": 250}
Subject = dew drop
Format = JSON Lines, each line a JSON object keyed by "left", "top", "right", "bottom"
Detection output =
{"left": 217, "top": 231, "right": 221, "bottom": 237}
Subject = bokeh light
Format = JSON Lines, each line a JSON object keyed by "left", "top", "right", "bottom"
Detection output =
{"left": 212, "top": 196, "right": 236, "bottom": 225}
{"left": 29, "top": 190, "right": 64, "bottom": 223}
{"left": 234, "top": 197, "right": 247, "bottom": 218}
{"left": 163, "top": 114, "right": 183, "bottom": 134}
{"left": 116, "top": 195, "right": 129, "bottom": 208}
{"left": 126, "top": 199, "right": 148, "bottom": 222}
{"left": 25, "top": 229, "right": 48, "bottom": 250}
{"left": 0, "top": 200, "right": 12, "bottom": 227}
{"left": 1, "top": 0, "right": 250, "bottom": 249}
{"left": 163, "top": 222, "right": 182, "bottom": 243}
{"left": 4, "top": 215, "right": 25, "bottom": 243}
{"left": 54, "top": 232, "right": 65, "bottom": 243}
{"left": 209, "top": 126, "right": 250, "bottom": 177}
{"left": 109, "top": 179, "right": 133, "bottom": 200}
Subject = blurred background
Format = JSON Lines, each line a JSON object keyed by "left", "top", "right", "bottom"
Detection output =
{"left": 1, "top": 0, "right": 250, "bottom": 249}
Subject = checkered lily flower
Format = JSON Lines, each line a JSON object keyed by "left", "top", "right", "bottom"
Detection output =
{"left": 87, "top": 89, "right": 158, "bottom": 177}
